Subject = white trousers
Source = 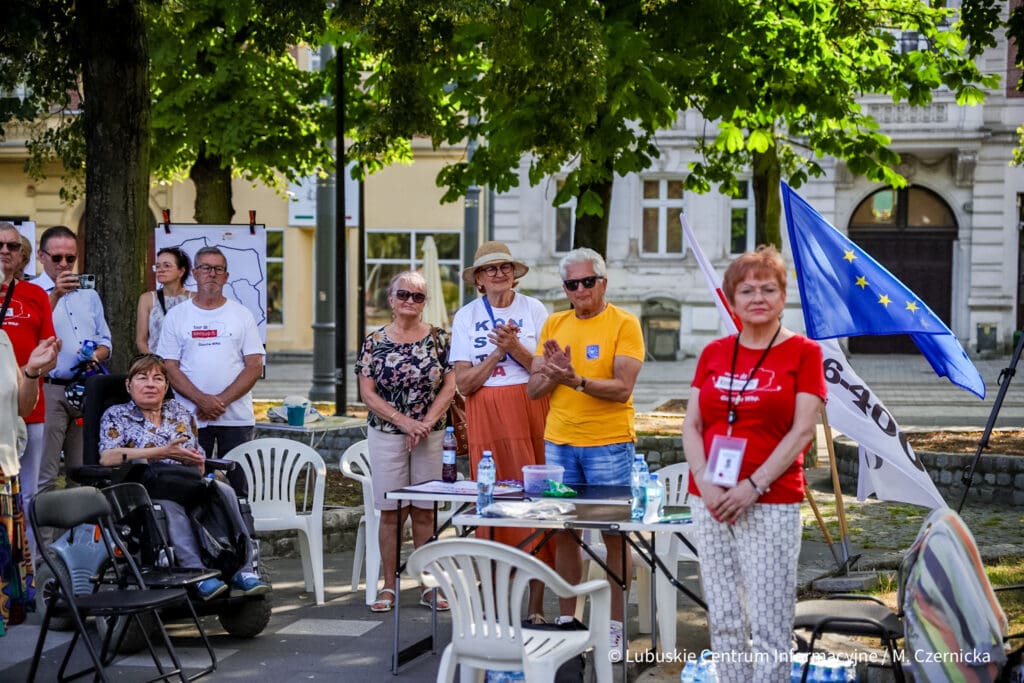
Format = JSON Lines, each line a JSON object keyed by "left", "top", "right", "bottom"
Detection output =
{"left": 691, "top": 498, "right": 801, "bottom": 683}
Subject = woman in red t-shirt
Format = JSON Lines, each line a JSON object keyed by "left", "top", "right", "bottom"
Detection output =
{"left": 682, "top": 245, "right": 826, "bottom": 682}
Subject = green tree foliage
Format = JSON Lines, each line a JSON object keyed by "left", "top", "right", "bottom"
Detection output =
{"left": 149, "top": 0, "right": 335, "bottom": 224}
{"left": 1, "top": 0, "right": 152, "bottom": 370}
{"left": 337, "top": 0, "right": 1001, "bottom": 253}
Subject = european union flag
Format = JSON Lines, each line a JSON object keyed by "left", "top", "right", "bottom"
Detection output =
{"left": 782, "top": 182, "right": 985, "bottom": 399}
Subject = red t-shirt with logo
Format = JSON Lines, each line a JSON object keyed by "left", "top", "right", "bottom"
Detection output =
{"left": 687, "top": 334, "right": 826, "bottom": 504}
{"left": 1, "top": 279, "right": 56, "bottom": 423}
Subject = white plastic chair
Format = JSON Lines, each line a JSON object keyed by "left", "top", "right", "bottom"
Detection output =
{"left": 224, "top": 438, "right": 326, "bottom": 605}
{"left": 340, "top": 439, "right": 462, "bottom": 607}
{"left": 407, "top": 537, "right": 612, "bottom": 683}
{"left": 340, "top": 440, "right": 383, "bottom": 607}
{"left": 652, "top": 461, "right": 701, "bottom": 652}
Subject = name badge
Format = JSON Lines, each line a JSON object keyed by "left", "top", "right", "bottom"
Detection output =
{"left": 704, "top": 434, "right": 747, "bottom": 488}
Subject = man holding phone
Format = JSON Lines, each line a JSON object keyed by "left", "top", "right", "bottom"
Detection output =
{"left": 32, "top": 225, "right": 111, "bottom": 511}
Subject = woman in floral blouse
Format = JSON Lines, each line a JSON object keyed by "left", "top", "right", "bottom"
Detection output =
{"left": 355, "top": 270, "right": 455, "bottom": 613}
{"left": 98, "top": 354, "right": 268, "bottom": 600}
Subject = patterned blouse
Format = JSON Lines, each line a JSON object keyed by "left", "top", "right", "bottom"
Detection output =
{"left": 355, "top": 326, "right": 451, "bottom": 435}
{"left": 98, "top": 398, "right": 205, "bottom": 464}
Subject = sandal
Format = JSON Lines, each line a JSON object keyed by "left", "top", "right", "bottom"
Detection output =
{"left": 370, "top": 588, "right": 395, "bottom": 613}
{"left": 419, "top": 588, "right": 450, "bottom": 612}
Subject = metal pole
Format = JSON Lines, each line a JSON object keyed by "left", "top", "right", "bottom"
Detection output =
{"left": 462, "top": 125, "right": 480, "bottom": 304}
{"left": 309, "top": 44, "right": 338, "bottom": 403}
{"left": 334, "top": 44, "right": 348, "bottom": 414}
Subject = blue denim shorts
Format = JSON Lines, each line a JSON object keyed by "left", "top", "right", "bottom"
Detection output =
{"left": 544, "top": 441, "right": 634, "bottom": 486}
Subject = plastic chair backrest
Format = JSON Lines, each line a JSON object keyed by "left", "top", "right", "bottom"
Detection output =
{"left": 657, "top": 461, "right": 691, "bottom": 506}
{"left": 340, "top": 440, "right": 374, "bottom": 513}
{"left": 407, "top": 537, "right": 609, "bottom": 665}
{"left": 224, "top": 438, "right": 326, "bottom": 518}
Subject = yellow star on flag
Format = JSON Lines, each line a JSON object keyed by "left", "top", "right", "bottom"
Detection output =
{"left": 855, "top": 276, "right": 868, "bottom": 289}
{"left": 843, "top": 249, "right": 856, "bottom": 263}
{"left": 878, "top": 294, "right": 891, "bottom": 307}
{"left": 905, "top": 301, "right": 919, "bottom": 313}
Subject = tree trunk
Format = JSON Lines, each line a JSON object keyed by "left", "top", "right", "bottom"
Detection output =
{"left": 190, "top": 150, "right": 235, "bottom": 224}
{"left": 76, "top": 0, "right": 150, "bottom": 372}
{"left": 572, "top": 176, "right": 614, "bottom": 258}
{"left": 752, "top": 145, "right": 782, "bottom": 249}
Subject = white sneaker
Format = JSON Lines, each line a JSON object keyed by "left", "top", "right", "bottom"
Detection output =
{"left": 608, "top": 620, "right": 624, "bottom": 651}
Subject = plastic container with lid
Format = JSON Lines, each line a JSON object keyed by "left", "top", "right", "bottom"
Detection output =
{"left": 522, "top": 464, "right": 565, "bottom": 494}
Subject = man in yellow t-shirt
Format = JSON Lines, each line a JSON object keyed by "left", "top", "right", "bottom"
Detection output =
{"left": 527, "top": 246, "right": 644, "bottom": 651}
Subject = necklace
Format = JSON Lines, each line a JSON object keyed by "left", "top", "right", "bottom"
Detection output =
{"left": 725, "top": 323, "right": 782, "bottom": 434}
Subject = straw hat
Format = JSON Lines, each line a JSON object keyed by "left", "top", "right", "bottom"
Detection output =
{"left": 460, "top": 241, "right": 529, "bottom": 286}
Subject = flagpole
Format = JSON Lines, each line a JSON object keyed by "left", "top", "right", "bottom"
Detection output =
{"left": 804, "top": 487, "right": 842, "bottom": 566}
{"left": 819, "top": 405, "right": 853, "bottom": 569}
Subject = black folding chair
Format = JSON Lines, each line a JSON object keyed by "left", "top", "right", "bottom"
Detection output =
{"left": 27, "top": 487, "right": 193, "bottom": 683}
{"left": 101, "top": 482, "right": 219, "bottom": 679}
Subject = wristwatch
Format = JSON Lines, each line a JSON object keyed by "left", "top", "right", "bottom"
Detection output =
{"left": 575, "top": 377, "right": 587, "bottom": 392}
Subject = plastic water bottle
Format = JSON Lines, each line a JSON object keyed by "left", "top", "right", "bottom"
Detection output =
{"left": 441, "top": 426, "right": 458, "bottom": 483}
{"left": 78, "top": 339, "right": 96, "bottom": 363}
{"left": 630, "top": 454, "right": 649, "bottom": 520}
{"left": 696, "top": 651, "right": 720, "bottom": 679}
{"left": 643, "top": 472, "right": 664, "bottom": 524}
{"left": 680, "top": 659, "right": 698, "bottom": 682}
{"left": 477, "top": 450, "right": 495, "bottom": 513}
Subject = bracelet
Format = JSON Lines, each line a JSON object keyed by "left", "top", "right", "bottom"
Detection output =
{"left": 747, "top": 476, "right": 767, "bottom": 496}
{"left": 388, "top": 410, "right": 399, "bottom": 422}
{"left": 23, "top": 367, "right": 41, "bottom": 379}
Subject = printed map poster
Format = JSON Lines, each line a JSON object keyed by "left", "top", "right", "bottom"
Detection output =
{"left": 155, "top": 224, "right": 268, "bottom": 342}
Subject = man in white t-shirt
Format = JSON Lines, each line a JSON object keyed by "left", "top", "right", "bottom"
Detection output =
{"left": 157, "top": 247, "right": 264, "bottom": 457}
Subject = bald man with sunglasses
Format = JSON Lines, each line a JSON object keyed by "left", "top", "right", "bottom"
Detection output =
{"left": 526, "top": 246, "right": 645, "bottom": 651}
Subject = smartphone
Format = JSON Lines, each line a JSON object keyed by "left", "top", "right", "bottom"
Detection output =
{"left": 78, "top": 274, "right": 96, "bottom": 289}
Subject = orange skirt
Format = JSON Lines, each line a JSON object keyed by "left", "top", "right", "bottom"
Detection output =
{"left": 466, "top": 383, "right": 554, "bottom": 565}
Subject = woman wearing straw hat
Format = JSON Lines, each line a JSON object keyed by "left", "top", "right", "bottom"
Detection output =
{"left": 448, "top": 241, "right": 554, "bottom": 622}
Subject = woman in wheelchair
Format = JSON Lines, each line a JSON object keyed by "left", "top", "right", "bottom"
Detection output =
{"left": 97, "top": 353, "right": 269, "bottom": 600}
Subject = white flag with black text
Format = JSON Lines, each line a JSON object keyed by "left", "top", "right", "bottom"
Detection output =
{"left": 818, "top": 338, "right": 946, "bottom": 509}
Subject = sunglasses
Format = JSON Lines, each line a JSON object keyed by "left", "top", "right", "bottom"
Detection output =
{"left": 562, "top": 276, "right": 604, "bottom": 291}
{"left": 42, "top": 250, "right": 76, "bottom": 264}
{"left": 394, "top": 289, "right": 426, "bottom": 304}
{"left": 0, "top": 241, "right": 22, "bottom": 252}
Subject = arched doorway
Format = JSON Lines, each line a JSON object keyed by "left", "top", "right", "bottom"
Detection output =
{"left": 847, "top": 186, "right": 957, "bottom": 354}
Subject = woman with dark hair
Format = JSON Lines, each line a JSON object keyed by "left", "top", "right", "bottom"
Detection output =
{"left": 99, "top": 353, "right": 269, "bottom": 600}
{"left": 682, "top": 245, "right": 826, "bottom": 682}
{"left": 355, "top": 270, "right": 455, "bottom": 613}
{"left": 136, "top": 247, "right": 192, "bottom": 353}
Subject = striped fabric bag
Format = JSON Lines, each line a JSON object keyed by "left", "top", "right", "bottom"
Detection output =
{"left": 902, "top": 507, "right": 1008, "bottom": 682}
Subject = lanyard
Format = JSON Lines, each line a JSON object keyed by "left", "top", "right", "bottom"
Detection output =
{"left": 726, "top": 324, "right": 781, "bottom": 435}
{"left": 480, "top": 295, "right": 523, "bottom": 368}
{"left": 0, "top": 279, "right": 15, "bottom": 325}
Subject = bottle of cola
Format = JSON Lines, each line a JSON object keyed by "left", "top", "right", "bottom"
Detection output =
{"left": 441, "top": 426, "right": 458, "bottom": 483}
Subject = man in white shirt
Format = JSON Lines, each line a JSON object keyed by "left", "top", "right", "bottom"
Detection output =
{"left": 157, "top": 246, "right": 264, "bottom": 457}
{"left": 33, "top": 225, "right": 112, "bottom": 500}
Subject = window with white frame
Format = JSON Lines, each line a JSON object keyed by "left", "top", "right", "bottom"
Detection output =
{"left": 364, "top": 229, "right": 462, "bottom": 331}
{"left": 267, "top": 227, "right": 284, "bottom": 325}
{"left": 641, "top": 178, "right": 685, "bottom": 255}
{"left": 730, "top": 180, "right": 756, "bottom": 255}
{"left": 554, "top": 180, "right": 576, "bottom": 253}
